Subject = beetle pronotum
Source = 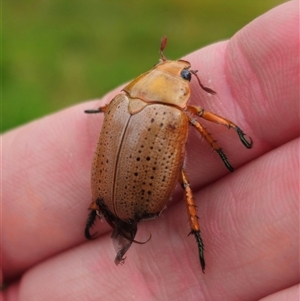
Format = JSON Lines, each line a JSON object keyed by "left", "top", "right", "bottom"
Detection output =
{"left": 85, "top": 37, "right": 252, "bottom": 272}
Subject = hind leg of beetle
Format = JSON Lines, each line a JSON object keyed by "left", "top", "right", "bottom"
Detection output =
{"left": 180, "top": 169, "right": 205, "bottom": 273}
{"left": 187, "top": 105, "right": 253, "bottom": 149}
{"left": 188, "top": 116, "right": 234, "bottom": 172}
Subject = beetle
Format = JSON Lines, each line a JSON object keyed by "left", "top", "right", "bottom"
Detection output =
{"left": 84, "top": 37, "right": 252, "bottom": 272}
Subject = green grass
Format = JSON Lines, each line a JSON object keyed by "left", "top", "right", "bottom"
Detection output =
{"left": 2, "top": 0, "right": 284, "bottom": 132}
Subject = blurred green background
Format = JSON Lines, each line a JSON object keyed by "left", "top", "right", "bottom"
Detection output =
{"left": 3, "top": 0, "right": 284, "bottom": 132}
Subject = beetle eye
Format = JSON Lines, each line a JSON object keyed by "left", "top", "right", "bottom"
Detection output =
{"left": 180, "top": 69, "right": 191, "bottom": 81}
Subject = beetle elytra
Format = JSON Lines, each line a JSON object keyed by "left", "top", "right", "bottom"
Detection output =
{"left": 84, "top": 37, "right": 252, "bottom": 272}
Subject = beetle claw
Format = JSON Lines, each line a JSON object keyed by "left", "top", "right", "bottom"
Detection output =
{"left": 236, "top": 127, "right": 253, "bottom": 149}
{"left": 193, "top": 230, "right": 205, "bottom": 273}
{"left": 86, "top": 230, "right": 98, "bottom": 240}
{"left": 84, "top": 210, "right": 98, "bottom": 240}
{"left": 216, "top": 148, "right": 234, "bottom": 172}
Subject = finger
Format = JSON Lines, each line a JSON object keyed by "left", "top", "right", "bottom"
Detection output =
{"left": 2, "top": 100, "right": 111, "bottom": 280}
{"left": 3, "top": 136, "right": 298, "bottom": 301}
{"left": 259, "top": 284, "right": 300, "bottom": 301}
{"left": 2, "top": 0, "right": 298, "bottom": 283}
{"left": 182, "top": 0, "right": 298, "bottom": 187}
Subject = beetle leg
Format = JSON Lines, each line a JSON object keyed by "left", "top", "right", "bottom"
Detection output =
{"left": 84, "top": 209, "right": 98, "bottom": 240}
{"left": 85, "top": 198, "right": 111, "bottom": 239}
{"left": 84, "top": 104, "right": 109, "bottom": 114}
{"left": 188, "top": 116, "right": 234, "bottom": 172}
{"left": 181, "top": 169, "right": 205, "bottom": 273}
{"left": 187, "top": 106, "right": 253, "bottom": 149}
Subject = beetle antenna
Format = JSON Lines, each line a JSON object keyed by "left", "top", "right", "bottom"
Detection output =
{"left": 159, "top": 36, "right": 168, "bottom": 61}
{"left": 191, "top": 70, "right": 216, "bottom": 95}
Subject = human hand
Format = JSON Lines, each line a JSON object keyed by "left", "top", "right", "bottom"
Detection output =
{"left": 2, "top": 1, "right": 299, "bottom": 300}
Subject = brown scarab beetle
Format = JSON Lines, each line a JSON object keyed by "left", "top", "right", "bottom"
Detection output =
{"left": 84, "top": 37, "right": 252, "bottom": 272}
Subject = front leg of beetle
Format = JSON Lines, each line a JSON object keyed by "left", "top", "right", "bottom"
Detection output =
{"left": 181, "top": 169, "right": 205, "bottom": 273}
{"left": 188, "top": 117, "right": 234, "bottom": 172}
{"left": 187, "top": 105, "right": 253, "bottom": 149}
{"left": 84, "top": 104, "right": 108, "bottom": 238}
{"left": 84, "top": 104, "right": 109, "bottom": 114}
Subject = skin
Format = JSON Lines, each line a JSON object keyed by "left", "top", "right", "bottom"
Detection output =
{"left": 1, "top": 1, "right": 299, "bottom": 300}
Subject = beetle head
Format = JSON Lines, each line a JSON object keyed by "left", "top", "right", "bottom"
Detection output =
{"left": 158, "top": 36, "right": 216, "bottom": 95}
